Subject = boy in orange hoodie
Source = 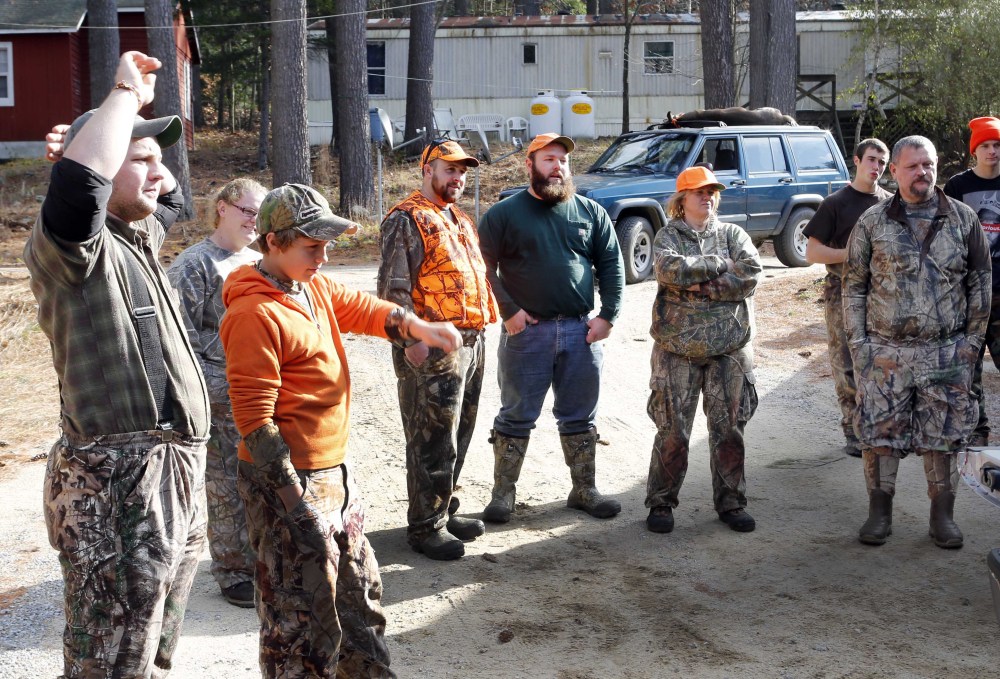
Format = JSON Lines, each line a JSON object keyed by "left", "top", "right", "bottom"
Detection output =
{"left": 220, "top": 183, "right": 461, "bottom": 678}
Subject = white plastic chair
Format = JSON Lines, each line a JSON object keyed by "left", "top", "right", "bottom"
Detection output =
{"left": 457, "top": 114, "right": 506, "bottom": 142}
{"left": 505, "top": 116, "right": 528, "bottom": 143}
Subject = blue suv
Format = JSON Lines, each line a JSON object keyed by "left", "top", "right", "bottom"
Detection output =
{"left": 501, "top": 125, "right": 850, "bottom": 283}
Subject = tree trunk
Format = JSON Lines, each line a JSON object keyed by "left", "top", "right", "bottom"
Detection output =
{"left": 192, "top": 62, "right": 205, "bottom": 127}
{"left": 334, "top": 0, "right": 374, "bottom": 219}
{"left": 700, "top": 0, "right": 736, "bottom": 109}
{"left": 749, "top": 0, "right": 797, "bottom": 116}
{"left": 586, "top": 0, "right": 598, "bottom": 15}
{"left": 325, "top": 18, "right": 340, "bottom": 154}
{"left": 404, "top": 4, "right": 435, "bottom": 144}
{"left": 270, "top": 0, "right": 312, "bottom": 186}
{"left": 144, "top": 0, "right": 195, "bottom": 220}
{"left": 598, "top": 0, "right": 614, "bottom": 14}
{"left": 621, "top": 18, "right": 632, "bottom": 135}
{"left": 454, "top": 0, "right": 470, "bottom": 16}
{"left": 87, "top": 0, "right": 120, "bottom": 109}
{"left": 258, "top": 38, "right": 270, "bottom": 171}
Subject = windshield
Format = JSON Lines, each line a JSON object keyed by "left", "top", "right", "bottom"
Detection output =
{"left": 588, "top": 133, "right": 695, "bottom": 175}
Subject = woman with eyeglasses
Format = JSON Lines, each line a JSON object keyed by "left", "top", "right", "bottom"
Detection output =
{"left": 167, "top": 177, "right": 266, "bottom": 608}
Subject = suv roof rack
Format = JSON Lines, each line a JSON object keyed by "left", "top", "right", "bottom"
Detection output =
{"left": 646, "top": 119, "right": 728, "bottom": 130}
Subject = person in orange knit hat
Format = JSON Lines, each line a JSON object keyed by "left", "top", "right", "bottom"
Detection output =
{"left": 377, "top": 140, "right": 497, "bottom": 560}
{"left": 220, "top": 183, "right": 461, "bottom": 678}
{"left": 945, "top": 116, "right": 1000, "bottom": 446}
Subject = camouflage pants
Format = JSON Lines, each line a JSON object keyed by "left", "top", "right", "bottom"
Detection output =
{"left": 824, "top": 274, "right": 860, "bottom": 451}
{"left": 238, "top": 461, "right": 394, "bottom": 679}
{"left": 970, "top": 291, "right": 1000, "bottom": 443}
{"left": 206, "top": 402, "right": 255, "bottom": 589}
{"left": 43, "top": 429, "right": 208, "bottom": 679}
{"left": 853, "top": 339, "right": 978, "bottom": 453}
{"left": 392, "top": 334, "right": 484, "bottom": 544}
{"left": 645, "top": 346, "right": 758, "bottom": 513}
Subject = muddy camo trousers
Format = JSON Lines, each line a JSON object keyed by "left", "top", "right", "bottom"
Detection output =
{"left": 823, "top": 274, "right": 861, "bottom": 451}
{"left": 645, "top": 347, "right": 758, "bottom": 513}
{"left": 237, "top": 460, "right": 395, "bottom": 679}
{"left": 970, "top": 291, "right": 1000, "bottom": 443}
{"left": 43, "top": 429, "right": 208, "bottom": 679}
{"left": 391, "top": 335, "right": 484, "bottom": 545}
{"left": 206, "top": 403, "right": 255, "bottom": 590}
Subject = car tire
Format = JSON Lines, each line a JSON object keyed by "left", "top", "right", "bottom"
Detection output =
{"left": 773, "top": 207, "right": 815, "bottom": 268}
{"left": 616, "top": 216, "right": 656, "bottom": 284}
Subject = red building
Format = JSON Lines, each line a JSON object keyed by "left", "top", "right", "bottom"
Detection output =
{"left": 0, "top": 0, "right": 199, "bottom": 159}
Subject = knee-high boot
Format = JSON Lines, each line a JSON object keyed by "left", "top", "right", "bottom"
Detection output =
{"left": 859, "top": 448, "right": 898, "bottom": 545}
{"left": 483, "top": 430, "right": 528, "bottom": 524}
{"left": 925, "top": 451, "right": 963, "bottom": 549}
{"left": 561, "top": 428, "right": 621, "bottom": 519}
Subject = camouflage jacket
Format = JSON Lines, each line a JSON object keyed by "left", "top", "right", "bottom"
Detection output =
{"left": 650, "top": 216, "right": 762, "bottom": 358}
{"left": 843, "top": 188, "right": 991, "bottom": 348}
{"left": 167, "top": 237, "right": 261, "bottom": 404}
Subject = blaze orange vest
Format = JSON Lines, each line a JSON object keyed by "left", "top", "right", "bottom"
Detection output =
{"left": 390, "top": 192, "right": 497, "bottom": 329}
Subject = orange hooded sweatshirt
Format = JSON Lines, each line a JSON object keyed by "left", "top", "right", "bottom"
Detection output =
{"left": 221, "top": 264, "right": 395, "bottom": 470}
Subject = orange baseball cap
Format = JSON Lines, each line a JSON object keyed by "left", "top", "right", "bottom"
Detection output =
{"left": 526, "top": 133, "right": 575, "bottom": 155}
{"left": 421, "top": 139, "right": 480, "bottom": 168}
{"left": 675, "top": 166, "right": 726, "bottom": 192}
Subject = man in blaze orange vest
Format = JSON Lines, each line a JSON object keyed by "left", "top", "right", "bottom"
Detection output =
{"left": 377, "top": 140, "right": 498, "bottom": 560}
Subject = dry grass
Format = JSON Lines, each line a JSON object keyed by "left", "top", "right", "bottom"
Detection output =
{"left": 0, "top": 272, "right": 60, "bottom": 465}
{"left": 2, "top": 131, "right": 613, "bottom": 267}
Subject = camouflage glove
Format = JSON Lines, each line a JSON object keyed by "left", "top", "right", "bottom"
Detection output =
{"left": 244, "top": 422, "right": 300, "bottom": 491}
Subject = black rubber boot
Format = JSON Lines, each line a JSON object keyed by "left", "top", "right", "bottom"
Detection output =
{"left": 859, "top": 449, "right": 898, "bottom": 546}
{"left": 446, "top": 497, "right": 485, "bottom": 541}
{"left": 858, "top": 490, "right": 893, "bottom": 545}
{"left": 412, "top": 529, "right": 465, "bottom": 560}
{"left": 483, "top": 431, "right": 528, "bottom": 523}
{"left": 925, "top": 452, "right": 963, "bottom": 549}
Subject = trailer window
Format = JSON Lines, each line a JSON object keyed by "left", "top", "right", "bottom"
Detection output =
{"left": 644, "top": 41, "right": 674, "bottom": 75}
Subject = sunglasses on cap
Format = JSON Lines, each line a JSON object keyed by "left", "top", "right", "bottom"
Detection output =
{"left": 421, "top": 138, "right": 451, "bottom": 166}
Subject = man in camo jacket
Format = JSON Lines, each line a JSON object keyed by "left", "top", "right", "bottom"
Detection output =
{"left": 845, "top": 135, "right": 991, "bottom": 549}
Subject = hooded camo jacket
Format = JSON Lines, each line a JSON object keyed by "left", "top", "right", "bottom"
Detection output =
{"left": 843, "top": 188, "right": 991, "bottom": 349}
{"left": 650, "top": 216, "right": 762, "bottom": 359}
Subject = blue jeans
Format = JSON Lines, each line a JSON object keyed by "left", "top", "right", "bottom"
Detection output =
{"left": 494, "top": 315, "right": 603, "bottom": 438}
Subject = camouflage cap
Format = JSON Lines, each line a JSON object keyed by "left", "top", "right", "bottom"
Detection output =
{"left": 257, "top": 184, "right": 360, "bottom": 240}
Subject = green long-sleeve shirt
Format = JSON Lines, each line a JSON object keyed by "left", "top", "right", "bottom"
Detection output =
{"left": 477, "top": 189, "right": 624, "bottom": 323}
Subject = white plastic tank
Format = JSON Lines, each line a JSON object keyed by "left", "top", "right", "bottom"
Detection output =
{"left": 530, "top": 90, "right": 562, "bottom": 137}
{"left": 562, "top": 90, "right": 596, "bottom": 139}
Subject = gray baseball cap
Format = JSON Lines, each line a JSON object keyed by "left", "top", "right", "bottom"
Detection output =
{"left": 63, "top": 108, "right": 183, "bottom": 150}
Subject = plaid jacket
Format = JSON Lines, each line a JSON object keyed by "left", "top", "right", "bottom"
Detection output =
{"left": 24, "top": 177, "right": 209, "bottom": 439}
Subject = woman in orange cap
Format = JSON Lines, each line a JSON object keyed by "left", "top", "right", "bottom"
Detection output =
{"left": 644, "top": 166, "right": 763, "bottom": 534}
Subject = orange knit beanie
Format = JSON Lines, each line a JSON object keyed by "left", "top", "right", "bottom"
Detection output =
{"left": 969, "top": 116, "right": 1000, "bottom": 155}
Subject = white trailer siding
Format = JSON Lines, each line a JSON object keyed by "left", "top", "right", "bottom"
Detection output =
{"left": 307, "top": 12, "right": 874, "bottom": 144}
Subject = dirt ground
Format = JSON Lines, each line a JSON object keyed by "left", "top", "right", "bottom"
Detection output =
{"left": 1, "top": 256, "right": 999, "bottom": 678}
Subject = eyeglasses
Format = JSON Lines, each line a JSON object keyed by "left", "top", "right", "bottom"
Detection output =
{"left": 421, "top": 138, "right": 450, "bottom": 167}
{"left": 230, "top": 203, "right": 258, "bottom": 219}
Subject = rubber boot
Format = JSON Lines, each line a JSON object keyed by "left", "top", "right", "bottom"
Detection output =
{"left": 446, "top": 497, "right": 485, "bottom": 541}
{"left": 483, "top": 430, "right": 528, "bottom": 524}
{"left": 858, "top": 449, "right": 897, "bottom": 546}
{"left": 925, "top": 452, "right": 963, "bottom": 549}
{"left": 561, "top": 428, "right": 621, "bottom": 519}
